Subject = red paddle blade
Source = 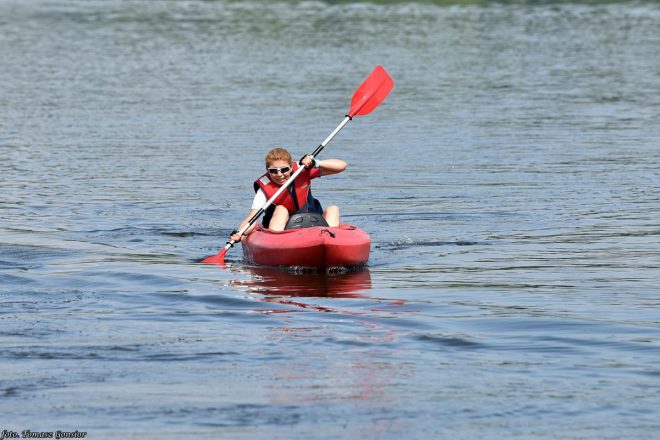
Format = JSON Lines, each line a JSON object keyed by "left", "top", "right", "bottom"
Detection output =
{"left": 201, "top": 248, "right": 227, "bottom": 264}
{"left": 348, "top": 65, "right": 394, "bottom": 118}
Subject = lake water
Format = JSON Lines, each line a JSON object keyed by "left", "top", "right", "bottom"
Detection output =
{"left": 1, "top": 0, "right": 659, "bottom": 438}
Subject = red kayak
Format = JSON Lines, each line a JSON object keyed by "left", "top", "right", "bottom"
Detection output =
{"left": 242, "top": 223, "right": 370, "bottom": 269}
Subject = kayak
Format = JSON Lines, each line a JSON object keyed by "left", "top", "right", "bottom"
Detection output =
{"left": 242, "top": 223, "right": 371, "bottom": 269}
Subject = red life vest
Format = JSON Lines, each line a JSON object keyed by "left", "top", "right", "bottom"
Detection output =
{"left": 253, "top": 162, "right": 320, "bottom": 213}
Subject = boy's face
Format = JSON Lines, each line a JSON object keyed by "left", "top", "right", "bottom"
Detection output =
{"left": 266, "top": 159, "right": 292, "bottom": 185}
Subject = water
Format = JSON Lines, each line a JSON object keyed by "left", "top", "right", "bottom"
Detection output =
{"left": 2, "top": 0, "right": 659, "bottom": 438}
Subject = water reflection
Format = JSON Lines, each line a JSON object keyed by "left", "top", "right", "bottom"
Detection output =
{"left": 230, "top": 265, "right": 372, "bottom": 298}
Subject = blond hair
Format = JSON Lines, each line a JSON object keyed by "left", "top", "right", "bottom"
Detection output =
{"left": 265, "top": 147, "right": 292, "bottom": 167}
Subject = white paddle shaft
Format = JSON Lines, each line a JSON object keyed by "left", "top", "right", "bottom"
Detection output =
{"left": 321, "top": 116, "right": 351, "bottom": 148}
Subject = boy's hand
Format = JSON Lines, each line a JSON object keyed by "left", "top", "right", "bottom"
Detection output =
{"left": 301, "top": 155, "right": 314, "bottom": 169}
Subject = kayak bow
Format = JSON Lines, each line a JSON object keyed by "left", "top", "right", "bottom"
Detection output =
{"left": 242, "top": 224, "right": 370, "bottom": 269}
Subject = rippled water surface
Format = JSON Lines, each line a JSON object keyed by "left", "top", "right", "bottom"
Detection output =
{"left": 2, "top": 0, "right": 659, "bottom": 438}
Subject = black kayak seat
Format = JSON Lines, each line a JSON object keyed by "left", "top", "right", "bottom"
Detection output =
{"left": 285, "top": 213, "right": 329, "bottom": 230}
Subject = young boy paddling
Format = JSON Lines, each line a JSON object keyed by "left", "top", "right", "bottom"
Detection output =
{"left": 230, "top": 147, "right": 347, "bottom": 242}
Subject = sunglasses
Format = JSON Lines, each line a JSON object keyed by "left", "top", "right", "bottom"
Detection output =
{"left": 267, "top": 166, "right": 291, "bottom": 175}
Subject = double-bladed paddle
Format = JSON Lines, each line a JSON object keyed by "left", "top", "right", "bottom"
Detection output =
{"left": 202, "top": 65, "right": 394, "bottom": 264}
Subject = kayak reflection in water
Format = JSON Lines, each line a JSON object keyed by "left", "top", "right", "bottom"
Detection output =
{"left": 230, "top": 266, "right": 372, "bottom": 298}
{"left": 230, "top": 147, "right": 347, "bottom": 243}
